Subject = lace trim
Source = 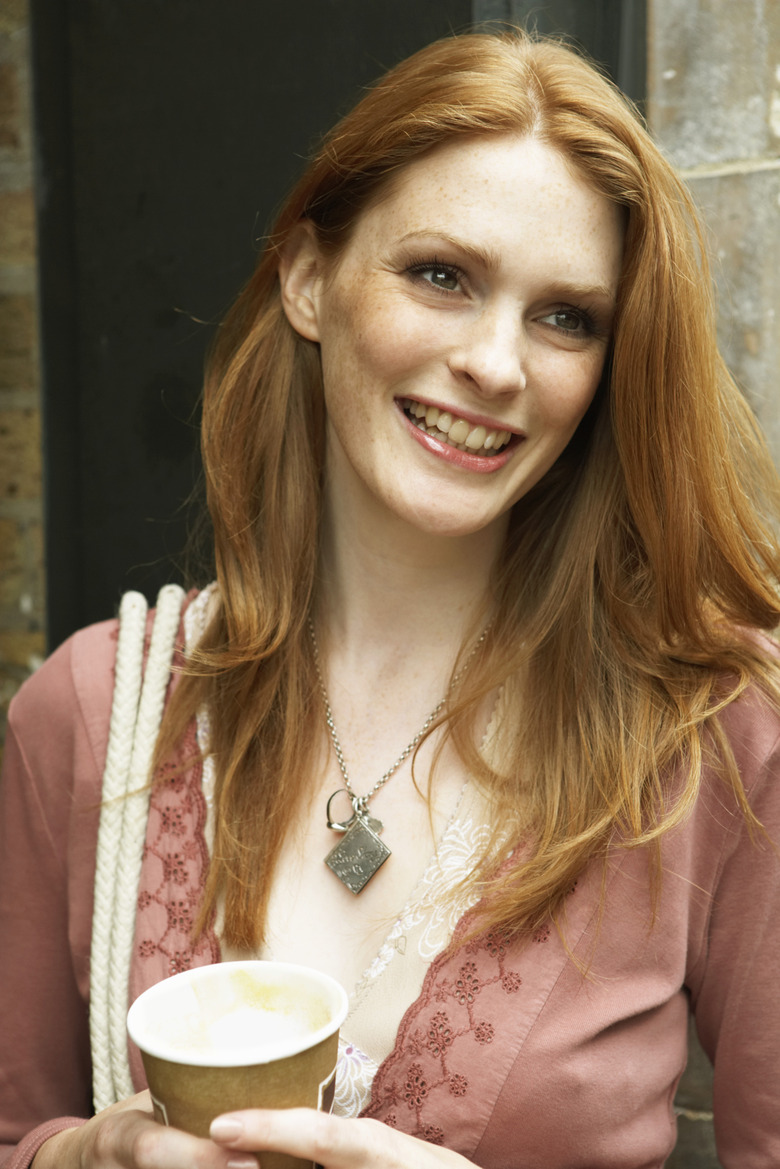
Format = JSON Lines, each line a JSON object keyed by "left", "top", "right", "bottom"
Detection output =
{"left": 362, "top": 915, "right": 509, "bottom": 1131}
{"left": 333, "top": 1037, "right": 379, "bottom": 1118}
{"left": 360, "top": 909, "right": 556, "bottom": 1139}
{"left": 135, "top": 720, "right": 219, "bottom": 976}
{"left": 350, "top": 810, "right": 492, "bottom": 1014}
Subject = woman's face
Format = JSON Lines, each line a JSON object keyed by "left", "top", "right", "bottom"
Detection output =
{"left": 281, "top": 134, "right": 625, "bottom": 540}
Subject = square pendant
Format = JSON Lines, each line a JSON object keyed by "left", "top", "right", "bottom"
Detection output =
{"left": 325, "top": 817, "right": 391, "bottom": 894}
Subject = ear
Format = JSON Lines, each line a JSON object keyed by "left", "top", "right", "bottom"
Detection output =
{"left": 278, "top": 220, "right": 325, "bottom": 342}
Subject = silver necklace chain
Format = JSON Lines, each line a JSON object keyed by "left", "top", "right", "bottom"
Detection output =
{"left": 308, "top": 615, "right": 488, "bottom": 815}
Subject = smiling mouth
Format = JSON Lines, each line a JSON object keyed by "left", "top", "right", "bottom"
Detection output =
{"left": 401, "top": 399, "right": 514, "bottom": 457}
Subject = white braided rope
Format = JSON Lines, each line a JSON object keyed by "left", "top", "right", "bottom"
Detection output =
{"left": 89, "top": 591, "right": 148, "bottom": 1113}
{"left": 107, "top": 583, "right": 186, "bottom": 1100}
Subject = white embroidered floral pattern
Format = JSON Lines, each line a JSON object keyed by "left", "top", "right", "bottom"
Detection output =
{"left": 352, "top": 812, "right": 492, "bottom": 1009}
{"left": 333, "top": 1038, "right": 379, "bottom": 1117}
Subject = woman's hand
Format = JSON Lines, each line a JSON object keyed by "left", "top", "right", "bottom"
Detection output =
{"left": 31, "top": 1091, "right": 259, "bottom": 1169}
{"left": 210, "top": 1108, "right": 474, "bottom": 1168}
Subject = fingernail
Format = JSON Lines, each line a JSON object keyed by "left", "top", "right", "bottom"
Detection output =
{"left": 226, "top": 1160, "right": 258, "bottom": 1169}
{"left": 211, "top": 1115, "right": 244, "bottom": 1142}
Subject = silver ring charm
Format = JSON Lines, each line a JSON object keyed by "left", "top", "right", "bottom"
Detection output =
{"left": 326, "top": 789, "right": 355, "bottom": 833}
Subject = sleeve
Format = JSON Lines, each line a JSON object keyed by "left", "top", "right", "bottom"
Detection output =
{"left": 691, "top": 708, "right": 780, "bottom": 1168}
{"left": 0, "top": 627, "right": 115, "bottom": 1165}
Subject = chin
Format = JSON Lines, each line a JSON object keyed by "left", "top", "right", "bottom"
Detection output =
{"left": 397, "top": 503, "right": 506, "bottom": 541}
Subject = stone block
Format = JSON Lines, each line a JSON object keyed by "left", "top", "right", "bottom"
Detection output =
{"left": 674, "top": 1017, "right": 714, "bottom": 1114}
{"left": 667, "top": 1113, "right": 719, "bottom": 1168}
{"left": 0, "top": 627, "right": 43, "bottom": 755}
{"left": 0, "top": 627, "right": 44, "bottom": 669}
{"left": 0, "top": 292, "right": 36, "bottom": 388}
{"left": 0, "top": 514, "right": 22, "bottom": 604}
{"left": 687, "top": 166, "right": 780, "bottom": 461}
{"left": 0, "top": 0, "right": 27, "bottom": 37}
{"left": 0, "top": 513, "right": 43, "bottom": 614}
{"left": 0, "top": 405, "right": 41, "bottom": 499}
{"left": 0, "top": 667, "right": 22, "bottom": 759}
{"left": 665, "top": 1017, "right": 717, "bottom": 1165}
{"left": 0, "top": 188, "right": 35, "bottom": 264}
{"left": 649, "top": 0, "right": 780, "bottom": 167}
{"left": 0, "top": 61, "right": 20, "bottom": 149}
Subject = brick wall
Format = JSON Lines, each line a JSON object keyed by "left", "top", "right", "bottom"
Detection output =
{"left": 0, "top": 0, "right": 44, "bottom": 758}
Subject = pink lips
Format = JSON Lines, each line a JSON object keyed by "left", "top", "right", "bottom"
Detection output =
{"left": 396, "top": 399, "right": 522, "bottom": 474}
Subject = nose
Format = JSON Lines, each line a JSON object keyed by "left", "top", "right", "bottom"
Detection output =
{"left": 447, "top": 303, "right": 527, "bottom": 398}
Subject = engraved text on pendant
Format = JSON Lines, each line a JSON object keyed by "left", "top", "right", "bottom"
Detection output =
{"left": 324, "top": 816, "right": 391, "bottom": 894}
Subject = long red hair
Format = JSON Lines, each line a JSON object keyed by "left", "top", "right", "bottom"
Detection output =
{"left": 154, "top": 30, "right": 780, "bottom": 949}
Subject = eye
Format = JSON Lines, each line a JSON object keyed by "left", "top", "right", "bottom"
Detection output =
{"left": 538, "top": 307, "right": 596, "bottom": 337}
{"left": 407, "top": 260, "right": 463, "bottom": 294}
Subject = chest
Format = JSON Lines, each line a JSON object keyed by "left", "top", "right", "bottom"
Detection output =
{"left": 241, "top": 738, "right": 475, "bottom": 995}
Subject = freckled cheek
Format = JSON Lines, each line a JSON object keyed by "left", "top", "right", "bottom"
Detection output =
{"left": 319, "top": 323, "right": 411, "bottom": 432}
{"left": 532, "top": 354, "right": 605, "bottom": 429}
{"left": 334, "top": 313, "right": 428, "bottom": 391}
{"left": 353, "top": 327, "right": 410, "bottom": 378}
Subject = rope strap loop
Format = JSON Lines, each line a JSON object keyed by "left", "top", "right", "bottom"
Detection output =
{"left": 89, "top": 584, "right": 186, "bottom": 1111}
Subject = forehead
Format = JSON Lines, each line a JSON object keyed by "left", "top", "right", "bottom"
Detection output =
{"left": 342, "top": 134, "right": 624, "bottom": 282}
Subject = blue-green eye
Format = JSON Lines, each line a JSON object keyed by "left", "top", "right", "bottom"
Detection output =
{"left": 554, "top": 310, "right": 580, "bottom": 331}
{"left": 539, "top": 307, "right": 596, "bottom": 336}
{"left": 407, "top": 260, "right": 463, "bottom": 294}
{"left": 424, "top": 266, "right": 460, "bottom": 291}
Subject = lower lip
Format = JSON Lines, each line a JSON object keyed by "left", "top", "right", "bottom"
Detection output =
{"left": 397, "top": 403, "right": 520, "bottom": 474}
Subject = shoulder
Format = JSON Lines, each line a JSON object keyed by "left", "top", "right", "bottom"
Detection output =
{"left": 655, "top": 661, "right": 780, "bottom": 894}
{"left": 712, "top": 660, "right": 780, "bottom": 811}
{"left": 0, "top": 619, "right": 122, "bottom": 899}
{"left": 8, "top": 617, "right": 120, "bottom": 777}
{"left": 6, "top": 585, "right": 203, "bottom": 792}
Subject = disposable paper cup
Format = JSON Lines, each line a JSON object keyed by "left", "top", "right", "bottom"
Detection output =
{"left": 127, "top": 960, "right": 349, "bottom": 1169}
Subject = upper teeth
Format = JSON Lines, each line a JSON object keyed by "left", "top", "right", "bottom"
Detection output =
{"left": 403, "top": 399, "right": 512, "bottom": 455}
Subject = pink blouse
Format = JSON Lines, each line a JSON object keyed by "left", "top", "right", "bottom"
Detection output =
{"left": 1, "top": 610, "right": 779, "bottom": 1167}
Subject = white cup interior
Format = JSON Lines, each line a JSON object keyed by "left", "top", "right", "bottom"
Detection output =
{"left": 127, "top": 960, "right": 349, "bottom": 1067}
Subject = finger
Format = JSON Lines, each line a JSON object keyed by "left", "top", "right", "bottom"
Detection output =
{"left": 211, "top": 1109, "right": 384, "bottom": 1169}
{"left": 210, "top": 1110, "right": 471, "bottom": 1169}
{"left": 81, "top": 1102, "right": 259, "bottom": 1169}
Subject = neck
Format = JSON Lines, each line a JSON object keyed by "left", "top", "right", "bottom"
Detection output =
{"left": 317, "top": 473, "right": 507, "bottom": 667}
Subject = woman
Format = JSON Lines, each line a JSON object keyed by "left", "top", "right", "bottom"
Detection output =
{"left": 2, "top": 27, "right": 779, "bottom": 1169}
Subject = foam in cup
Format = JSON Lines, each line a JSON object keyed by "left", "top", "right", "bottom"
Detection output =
{"left": 128, "top": 960, "right": 345, "bottom": 1067}
{"left": 203, "top": 1004, "right": 308, "bottom": 1051}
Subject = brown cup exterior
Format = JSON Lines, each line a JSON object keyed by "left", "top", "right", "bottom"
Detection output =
{"left": 141, "top": 1027, "right": 339, "bottom": 1169}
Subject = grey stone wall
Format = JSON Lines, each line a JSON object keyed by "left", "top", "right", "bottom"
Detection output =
{"left": 648, "top": 5, "right": 780, "bottom": 1164}
{"left": 648, "top": 0, "right": 780, "bottom": 458}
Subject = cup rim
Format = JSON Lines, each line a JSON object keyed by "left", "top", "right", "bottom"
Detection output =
{"left": 126, "top": 959, "right": 349, "bottom": 1067}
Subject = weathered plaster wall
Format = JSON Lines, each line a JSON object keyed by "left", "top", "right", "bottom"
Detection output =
{"left": 648, "top": 4, "right": 780, "bottom": 1164}
{"left": 649, "top": 0, "right": 780, "bottom": 457}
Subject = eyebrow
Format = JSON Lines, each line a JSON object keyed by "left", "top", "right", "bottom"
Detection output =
{"left": 397, "top": 229, "right": 617, "bottom": 309}
{"left": 398, "top": 230, "right": 502, "bottom": 273}
{"left": 545, "top": 279, "right": 618, "bottom": 310}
